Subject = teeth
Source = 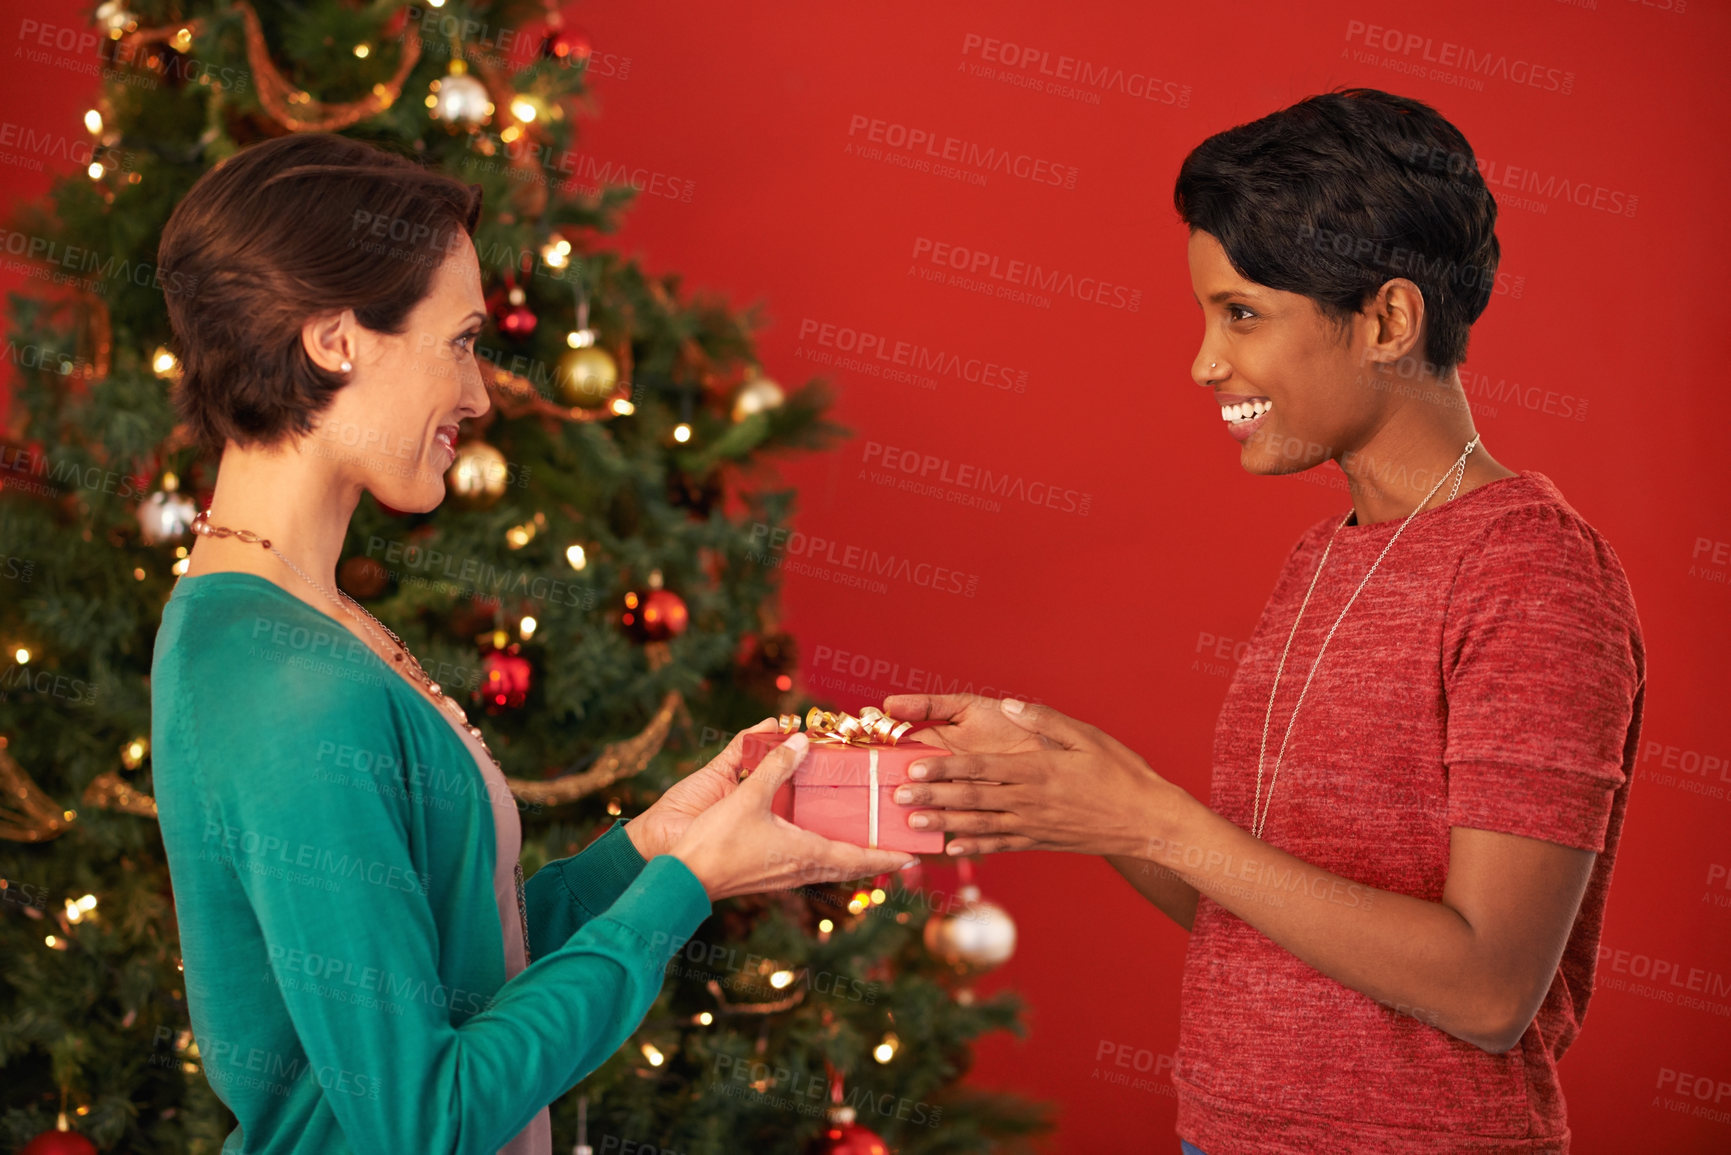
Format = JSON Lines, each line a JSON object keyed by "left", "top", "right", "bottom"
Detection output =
{"left": 1220, "top": 400, "right": 1272, "bottom": 423}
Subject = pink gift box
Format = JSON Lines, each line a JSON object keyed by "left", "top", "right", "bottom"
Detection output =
{"left": 739, "top": 731, "right": 946, "bottom": 855}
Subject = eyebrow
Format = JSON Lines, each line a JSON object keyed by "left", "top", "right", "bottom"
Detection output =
{"left": 1206, "top": 288, "right": 1259, "bottom": 304}
{"left": 459, "top": 310, "right": 486, "bottom": 327}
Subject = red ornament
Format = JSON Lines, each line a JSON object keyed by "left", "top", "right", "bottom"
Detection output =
{"left": 622, "top": 587, "right": 688, "bottom": 642}
{"left": 499, "top": 304, "right": 537, "bottom": 339}
{"left": 489, "top": 281, "right": 537, "bottom": 339}
{"left": 20, "top": 1127, "right": 97, "bottom": 1155}
{"left": 809, "top": 1111, "right": 888, "bottom": 1155}
{"left": 476, "top": 641, "right": 532, "bottom": 713}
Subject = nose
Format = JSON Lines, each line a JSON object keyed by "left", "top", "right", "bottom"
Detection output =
{"left": 460, "top": 358, "right": 492, "bottom": 420}
{"left": 1191, "top": 346, "right": 1225, "bottom": 388}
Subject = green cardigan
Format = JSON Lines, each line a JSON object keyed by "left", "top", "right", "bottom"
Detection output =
{"left": 151, "top": 571, "right": 711, "bottom": 1153}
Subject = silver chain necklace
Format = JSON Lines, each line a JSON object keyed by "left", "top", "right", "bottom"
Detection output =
{"left": 1250, "top": 436, "right": 1481, "bottom": 840}
{"left": 188, "top": 509, "right": 534, "bottom": 963}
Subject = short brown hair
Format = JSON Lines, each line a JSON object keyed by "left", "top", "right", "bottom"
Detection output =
{"left": 157, "top": 132, "right": 483, "bottom": 458}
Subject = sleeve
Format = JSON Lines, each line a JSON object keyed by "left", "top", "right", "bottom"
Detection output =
{"left": 523, "top": 818, "right": 657, "bottom": 960}
{"left": 1441, "top": 504, "right": 1645, "bottom": 852}
{"left": 199, "top": 668, "right": 710, "bottom": 1154}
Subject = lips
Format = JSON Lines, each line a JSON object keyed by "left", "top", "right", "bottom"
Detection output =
{"left": 433, "top": 424, "right": 460, "bottom": 461}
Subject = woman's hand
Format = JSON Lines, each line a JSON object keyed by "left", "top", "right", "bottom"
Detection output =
{"left": 669, "top": 732, "right": 916, "bottom": 900}
{"left": 625, "top": 718, "right": 780, "bottom": 860}
{"left": 885, "top": 695, "right": 1180, "bottom": 858}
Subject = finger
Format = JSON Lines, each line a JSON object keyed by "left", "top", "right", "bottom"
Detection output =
{"left": 906, "top": 809, "right": 1012, "bottom": 836}
{"left": 892, "top": 781, "right": 1007, "bottom": 810}
{"left": 739, "top": 732, "right": 809, "bottom": 801}
{"left": 998, "top": 698, "right": 1098, "bottom": 750}
{"left": 947, "top": 834, "right": 1036, "bottom": 856}
{"left": 883, "top": 693, "right": 994, "bottom": 723}
{"left": 908, "top": 751, "right": 1039, "bottom": 783}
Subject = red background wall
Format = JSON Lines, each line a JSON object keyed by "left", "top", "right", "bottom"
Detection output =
{"left": 4, "top": 1, "right": 1727, "bottom": 1150}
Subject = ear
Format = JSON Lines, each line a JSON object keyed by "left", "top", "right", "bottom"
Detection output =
{"left": 301, "top": 309, "right": 356, "bottom": 374}
{"left": 1356, "top": 278, "right": 1427, "bottom": 369}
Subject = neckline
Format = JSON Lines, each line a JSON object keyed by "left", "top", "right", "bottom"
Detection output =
{"left": 1332, "top": 468, "right": 1544, "bottom": 538}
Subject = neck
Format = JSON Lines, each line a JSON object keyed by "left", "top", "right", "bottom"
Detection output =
{"left": 186, "top": 439, "right": 361, "bottom": 592}
{"left": 1337, "top": 368, "right": 1510, "bottom": 526}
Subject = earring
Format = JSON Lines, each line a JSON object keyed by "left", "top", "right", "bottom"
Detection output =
{"left": 339, "top": 360, "right": 352, "bottom": 374}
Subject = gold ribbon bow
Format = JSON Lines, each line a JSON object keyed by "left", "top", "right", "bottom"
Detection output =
{"left": 737, "top": 707, "right": 914, "bottom": 783}
{"left": 782, "top": 706, "right": 914, "bottom": 746}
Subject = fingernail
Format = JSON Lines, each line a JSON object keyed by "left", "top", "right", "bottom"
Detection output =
{"left": 894, "top": 787, "right": 913, "bottom": 804}
{"left": 947, "top": 842, "right": 966, "bottom": 855}
{"left": 909, "top": 814, "right": 929, "bottom": 829}
{"left": 1002, "top": 698, "right": 1025, "bottom": 716}
{"left": 908, "top": 762, "right": 928, "bottom": 779}
{"left": 901, "top": 858, "right": 920, "bottom": 869}
{"left": 785, "top": 732, "right": 809, "bottom": 754}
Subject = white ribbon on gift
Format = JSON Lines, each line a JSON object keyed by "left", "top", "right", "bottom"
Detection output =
{"left": 867, "top": 747, "right": 880, "bottom": 849}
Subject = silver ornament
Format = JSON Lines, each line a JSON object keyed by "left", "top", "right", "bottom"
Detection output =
{"left": 924, "top": 883, "right": 1016, "bottom": 970}
{"left": 138, "top": 489, "right": 197, "bottom": 544}
{"left": 430, "top": 72, "right": 491, "bottom": 128}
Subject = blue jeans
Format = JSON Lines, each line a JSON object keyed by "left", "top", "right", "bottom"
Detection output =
{"left": 1181, "top": 1143, "right": 1207, "bottom": 1155}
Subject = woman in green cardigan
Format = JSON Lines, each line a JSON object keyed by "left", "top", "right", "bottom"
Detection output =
{"left": 149, "top": 132, "right": 912, "bottom": 1155}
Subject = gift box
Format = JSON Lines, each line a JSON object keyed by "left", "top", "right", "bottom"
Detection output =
{"left": 739, "top": 726, "right": 946, "bottom": 855}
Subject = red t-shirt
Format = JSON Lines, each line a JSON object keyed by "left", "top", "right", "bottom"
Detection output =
{"left": 1174, "top": 470, "right": 1646, "bottom": 1153}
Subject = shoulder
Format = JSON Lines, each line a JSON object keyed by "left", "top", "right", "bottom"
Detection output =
{"left": 155, "top": 574, "right": 401, "bottom": 765}
{"left": 1458, "top": 472, "right": 1636, "bottom": 599}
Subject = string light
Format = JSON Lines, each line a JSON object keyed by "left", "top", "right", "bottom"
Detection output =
{"left": 639, "top": 1042, "right": 664, "bottom": 1066}
{"left": 609, "top": 398, "right": 635, "bottom": 416}
{"left": 768, "top": 969, "right": 795, "bottom": 990}
{"left": 84, "top": 109, "right": 102, "bottom": 134}
{"left": 518, "top": 615, "right": 537, "bottom": 640}
{"left": 353, "top": 43, "right": 370, "bottom": 58}
{"left": 873, "top": 1032, "right": 900, "bottom": 1064}
{"left": 14, "top": 647, "right": 29, "bottom": 664}
{"left": 87, "top": 162, "right": 104, "bottom": 181}
{"left": 565, "top": 544, "right": 587, "bottom": 571}
{"left": 510, "top": 97, "right": 538, "bottom": 123}
{"left": 870, "top": 887, "right": 886, "bottom": 905}
{"left": 847, "top": 889, "right": 871, "bottom": 915}
{"left": 694, "top": 1011, "right": 713, "bottom": 1026}
{"left": 541, "top": 238, "right": 572, "bottom": 271}
{"left": 151, "top": 346, "right": 181, "bottom": 379}
{"left": 566, "top": 327, "right": 595, "bottom": 348}
{"left": 121, "top": 738, "right": 148, "bottom": 769}
{"left": 672, "top": 423, "right": 692, "bottom": 444}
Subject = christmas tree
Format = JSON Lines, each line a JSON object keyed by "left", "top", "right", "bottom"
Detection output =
{"left": 0, "top": 2, "right": 1049, "bottom": 1152}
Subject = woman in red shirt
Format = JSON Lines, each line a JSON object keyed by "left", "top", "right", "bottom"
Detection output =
{"left": 886, "top": 89, "right": 1645, "bottom": 1153}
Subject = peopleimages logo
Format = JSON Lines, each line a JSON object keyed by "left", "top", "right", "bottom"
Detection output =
{"left": 845, "top": 113, "right": 1079, "bottom": 190}
{"left": 909, "top": 236, "right": 1142, "bottom": 313}
{"left": 1343, "top": 20, "right": 1575, "bottom": 95}
{"left": 796, "top": 317, "right": 1028, "bottom": 393}
{"left": 959, "top": 33, "right": 1192, "bottom": 107}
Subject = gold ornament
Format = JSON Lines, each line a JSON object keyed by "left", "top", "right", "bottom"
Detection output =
{"left": 555, "top": 345, "right": 620, "bottom": 409}
{"left": 731, "top": 374, "right": 784, "bottom": 423}
{"left": 445, "top": 441, "right": 509, "bottom": 507}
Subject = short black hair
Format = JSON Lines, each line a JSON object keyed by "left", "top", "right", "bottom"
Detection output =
{"left": 1174, "top": 87, "right": 1499, "bottom": 372}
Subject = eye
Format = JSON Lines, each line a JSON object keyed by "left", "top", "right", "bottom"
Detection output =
{"left": 1225, "top": 303, "right": 1257, "bottom": 323}
{"left": 453, "top": 329, "right": 481, "bottom": 355}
